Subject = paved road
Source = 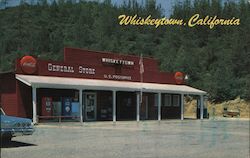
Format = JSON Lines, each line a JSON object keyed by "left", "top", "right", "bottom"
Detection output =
{"left": 1, "top": 120, "right": 249, "bottom": 158}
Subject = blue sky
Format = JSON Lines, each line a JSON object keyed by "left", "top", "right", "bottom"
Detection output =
{"left": 0, "top": 0, "right": 243, "bottom": 16}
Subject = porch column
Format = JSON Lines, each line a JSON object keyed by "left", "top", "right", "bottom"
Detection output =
{"left": 136, "top": 92, "right": 140, "bottom": 122}
{"left": 79, "top": 89, "right": 83, "bottom": 123}
{"left": 158, "top": 93, "right": 161, "bottom": 121}
{"left": 181, "top": 94, "right": 184, "bottom": 120}
{"left": 32, "top": 86, "right": 37, "bottom": 124}
{"left": 200, "top": 95, "right": 204, "bottom": 119}
{"left": 113, "top": 90, "right": 116, "bottom": 122}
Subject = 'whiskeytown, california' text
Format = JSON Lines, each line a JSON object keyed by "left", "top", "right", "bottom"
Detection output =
{"left": 118, "top": 14, "right": 240, "bottom": 29}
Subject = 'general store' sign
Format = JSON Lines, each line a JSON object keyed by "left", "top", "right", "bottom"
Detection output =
{"left": 48, "top": 63, "right": 95, "bottom": 75}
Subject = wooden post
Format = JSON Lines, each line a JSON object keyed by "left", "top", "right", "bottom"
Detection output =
{"left": 32, "top": 86, "right": 37, "bottom": 124}
{"left": 113, "top": 90, "right": 116, "bottom": 122}
{"left": 158, "top": 93, "right": 161, "bottom": 121}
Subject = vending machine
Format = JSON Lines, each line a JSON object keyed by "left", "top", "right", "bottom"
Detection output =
{"left": 71, "top": 102, "right": 80, "bottom": 117}
{"left": 41, "top": 97, "right": 53, "bottom": 116}
{"left": 62, "top": 97, "right": 72, "bottom": 116}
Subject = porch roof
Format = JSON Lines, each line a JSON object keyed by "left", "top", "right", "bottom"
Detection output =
{"left": 16, "top": 74, "right": 206, "bottom": 95}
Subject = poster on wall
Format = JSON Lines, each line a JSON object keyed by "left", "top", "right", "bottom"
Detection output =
{"left": 0, "top": 0, "right": 249, "bottom": 158}
{"left": 41, "top": 97, "right": 52, "bottom": 116}
{"left": 62, "top": 98, "right": 72, "bottom": 116}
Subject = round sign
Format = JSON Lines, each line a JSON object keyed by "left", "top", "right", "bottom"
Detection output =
{"left": 174, "top": 72, "right": 184, "bottom": 84}
{"left": 65, "top": 106, "right": 70, "bottom": 112}
{"left": 20, "top": 56, "right": 37, "bottom": 74}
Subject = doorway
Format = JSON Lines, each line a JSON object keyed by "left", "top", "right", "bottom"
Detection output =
{"left": 85, "top": 92, "right": 97, "bottom": 121}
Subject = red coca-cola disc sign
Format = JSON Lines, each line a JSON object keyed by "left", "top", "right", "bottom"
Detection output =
{"left": 20, "top": 56, "right": 37, "bottom": 74}
{"left": 174, "top": 71, "right": 184, "bottom": 84}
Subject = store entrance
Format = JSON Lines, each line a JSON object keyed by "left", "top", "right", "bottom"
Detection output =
{"left": 85, "top": 92, "right": 97, "bottom": 121}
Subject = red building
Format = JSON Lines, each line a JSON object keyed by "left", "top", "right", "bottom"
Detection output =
{"left": 0, "top": 47, "right": 206, "bottom": 123}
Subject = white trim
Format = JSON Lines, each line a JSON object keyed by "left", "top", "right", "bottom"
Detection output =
{"left": 79, "top": 89, "right": 83, "bottom": 123}
{"left": 181, "top": 94, "right": 184, "bottom": 120}
{"left": 136, "top": 92, "right": 140, "bottom": 122}
{"left": 15, "top": 74, "right": 207, "bottom": 95}
{"left": 158, "top": 93, "right": 161, "bottom": 121}
{"left": 112, "top": 90, "right": 116, "bottom": 122}
{"left": 16, "top": 75, "right": 32, "bottom": 86}
{"left": 200, "top": 95, "right": 204, "bottom": 119}
{"left": 32, "top": 87, "right": 37, "bottom": 124}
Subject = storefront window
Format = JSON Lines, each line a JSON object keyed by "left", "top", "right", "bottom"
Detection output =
{"left": 172, "top": 95, "right": 180, "bottom": 107}
{"left": 154, "top": 94, "right": 158, "bottom": 107}
{"left": 38, "top": 89, "right": 81, "bottom": 122}
{"left": 164, "top": 94, "right": 171, "bottom": 107}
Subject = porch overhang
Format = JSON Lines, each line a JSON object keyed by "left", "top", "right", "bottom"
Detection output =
{"left": 16, "top": 74, "right": 207, "bottom": 124}
{"left": 16, "top": 74, "right": 207, "bottom": 95}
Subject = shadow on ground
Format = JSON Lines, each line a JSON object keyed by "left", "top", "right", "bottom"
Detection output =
{"left": 0, "top": 141, "right": 37, "bottom": 148}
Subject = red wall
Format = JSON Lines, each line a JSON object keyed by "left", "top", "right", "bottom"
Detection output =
{"left": 15, "top": 47, "right": 179, "bottom": 84}
{"left": 64, "top": 47, "right": 159, "bottom": 71}
{"left": 0, "top": 73, "right": 18, "bottom": 116}
{"left": 9, "top": 47, "right": 184, "bottom": 118}
{"left": 16, "top": 81, "right": 32, "bottom": 118}
{"left": 0, "top": 73, "right": 33, "bottom": 118}
{"left": 1, "top": 94, "right": 18, "bottom": 116}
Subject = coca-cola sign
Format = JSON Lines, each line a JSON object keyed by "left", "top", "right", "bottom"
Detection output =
{"left": 174, "top": 71, "right": 184, "bottom": 84}
{"left": 20, "top": 56, "right": 37, "bottom": 74}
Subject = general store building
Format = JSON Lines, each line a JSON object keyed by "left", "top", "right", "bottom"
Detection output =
{"left": 0, "top": 48, "right": 207, "bottom": 124}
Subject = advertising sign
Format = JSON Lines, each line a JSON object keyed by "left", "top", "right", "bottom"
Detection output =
{"left": 62, "top": 98, "right": 72, "bottom": 116}
{"left": 41, "top": 97, "right": 53, "bottom": 116}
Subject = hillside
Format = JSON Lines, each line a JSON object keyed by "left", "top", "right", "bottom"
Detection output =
{"left": 184, "top": 97, "right": 250, "bottom": 119}
{"left": 0, "top": 0, "right": 249, "bottom": 102}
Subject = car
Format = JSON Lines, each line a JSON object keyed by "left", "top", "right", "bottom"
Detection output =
{"left": 223, "top": 108, "right": 240, "bottom": 117}
{"left": 1, "top": 108, "right": 35, "bottom": 142}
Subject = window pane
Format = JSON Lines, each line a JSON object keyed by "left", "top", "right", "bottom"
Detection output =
{"left": 154, "top": 94, "right": 158, "bottom": 107}
{"left": 173, "top": 95, "right": 180, "bottom": 107}
{"left": 164, "top": 94, "right": 171, "bottom": 107}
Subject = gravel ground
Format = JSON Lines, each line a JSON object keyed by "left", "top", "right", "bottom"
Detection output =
{"left": 1, "top": 119, "right": 249, "bottom": 158}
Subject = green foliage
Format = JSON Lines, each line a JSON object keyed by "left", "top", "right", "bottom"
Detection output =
{"left": 157, "top": 0, "right": 250, "bottom": 102}
{"left": 0, "top": 0, "right": 249, "bottom": 102}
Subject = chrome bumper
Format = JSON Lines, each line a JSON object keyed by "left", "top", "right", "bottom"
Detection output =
{"left": 1, "top": 128, "right": 35, "bottom": 137}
